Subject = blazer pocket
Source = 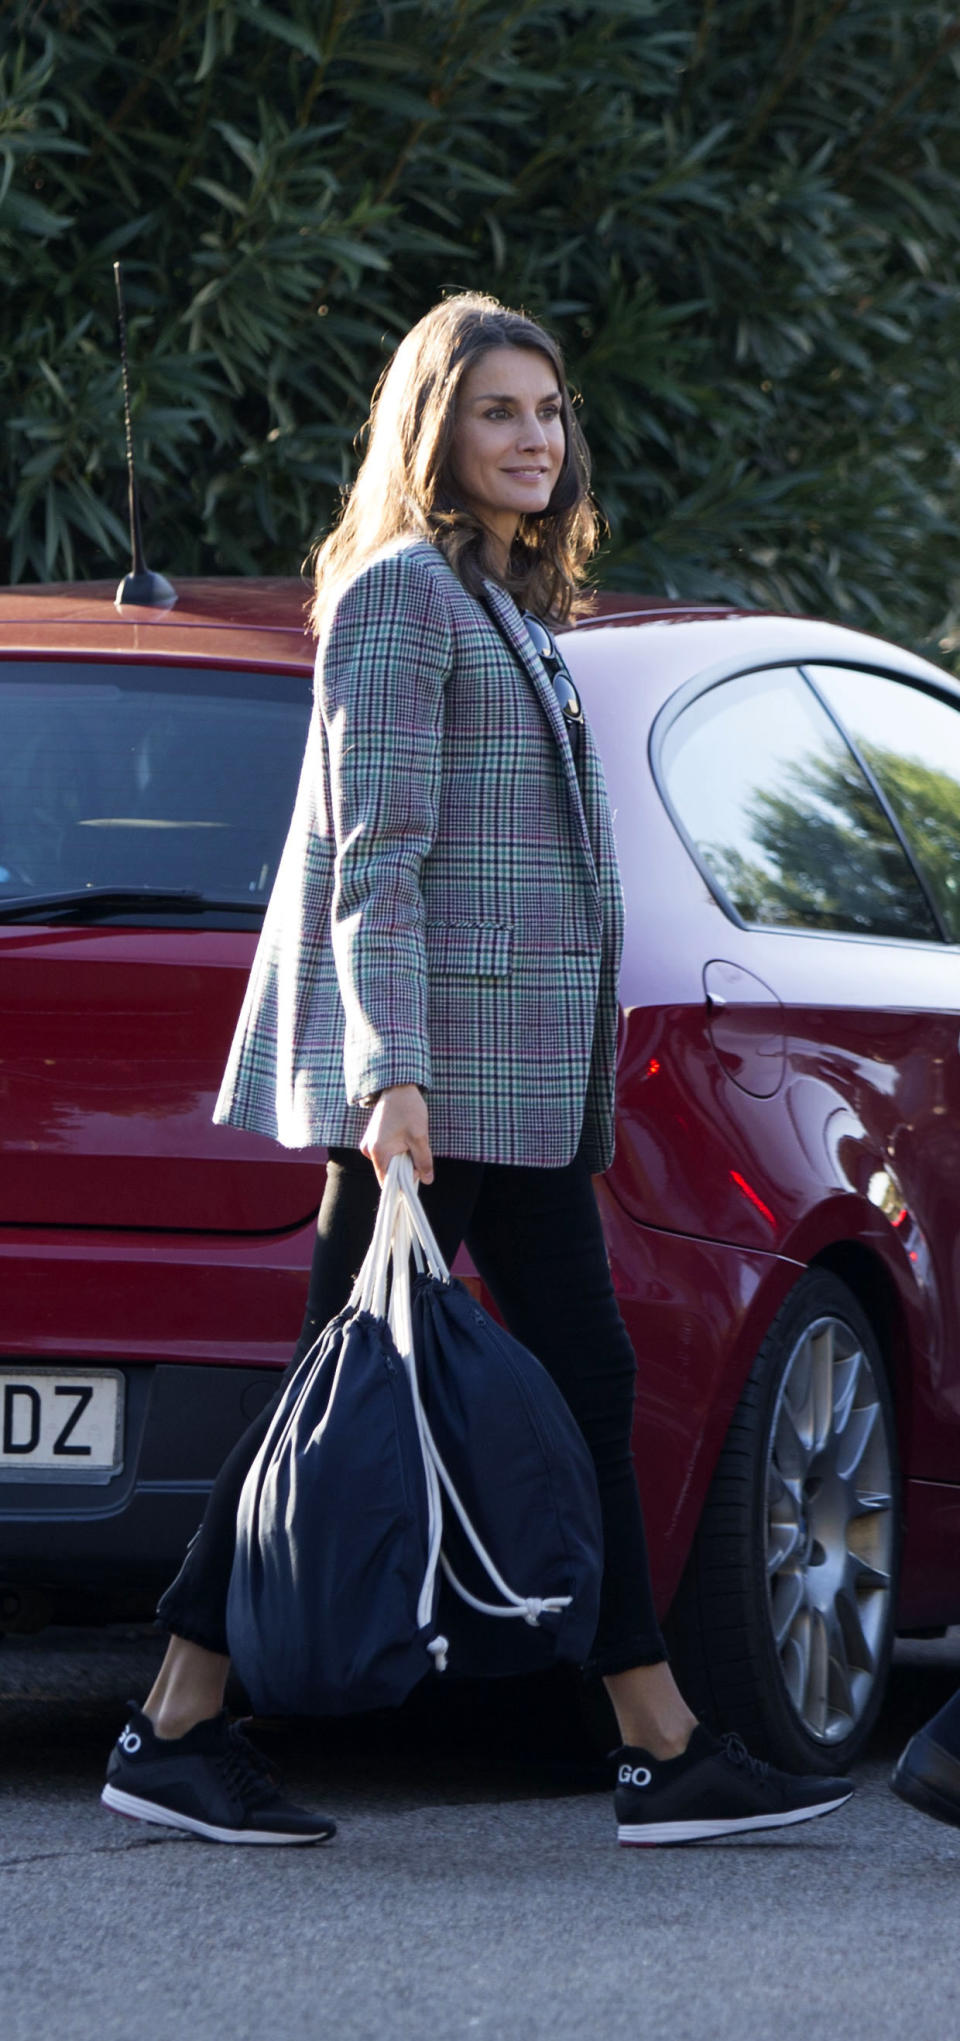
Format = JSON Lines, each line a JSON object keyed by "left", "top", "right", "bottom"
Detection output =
{"left": 424, "top": 921, "right": 513, "bottom": 976}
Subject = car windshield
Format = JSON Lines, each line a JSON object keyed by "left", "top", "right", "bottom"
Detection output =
{"left": 0, "top": 662, "right": 311, "bottom": 919}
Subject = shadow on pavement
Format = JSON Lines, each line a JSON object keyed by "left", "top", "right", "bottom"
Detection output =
{"left": 1, "top": 1624, "right": 959, "bottom": 1808}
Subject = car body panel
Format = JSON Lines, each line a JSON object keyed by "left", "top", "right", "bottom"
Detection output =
{"left": 0, "top": 927, "right": 323, "bottom": 1233}
{"left": 566, "top": 616, "right": 960, "bottom": 1476}
{"left": 594, "top": 1172, "right": 804, "bottom": 1608}
{"left": 0, "top": 1218, "right": 317, "bottom": 1368}
{"left": 0, "top": 576, "right": 313, "bottom": 646}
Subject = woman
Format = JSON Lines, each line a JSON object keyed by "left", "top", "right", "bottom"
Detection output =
{"left": 101, "top": 293, "right": 853, "bottom": 1847}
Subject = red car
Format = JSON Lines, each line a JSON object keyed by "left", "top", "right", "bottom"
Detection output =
{"left": 2, "top": 576, "right": 959, "bottom": 1772}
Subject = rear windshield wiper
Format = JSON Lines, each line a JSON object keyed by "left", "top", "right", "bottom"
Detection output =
{"left": 0, "top": 887, "right": 268, "bottom": 925}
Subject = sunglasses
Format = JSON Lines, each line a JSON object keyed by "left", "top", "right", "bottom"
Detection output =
{"left": 521, "top": 612, "right": 584, "bottom": 735}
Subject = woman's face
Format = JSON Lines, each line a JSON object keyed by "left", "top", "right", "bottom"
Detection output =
{"left": 450, "top": 345, "right": 566, "bottom": 552}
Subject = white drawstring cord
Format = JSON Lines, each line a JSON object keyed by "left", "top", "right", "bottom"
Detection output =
{"left": 387, "top": 1197, "right": 448, "bottom": 1654}
{"left": 376, "top": 1156, "right": 572, "bottom": 1658}
{"left": 418, "top": 1397, "right": 571, "bottom": 1625}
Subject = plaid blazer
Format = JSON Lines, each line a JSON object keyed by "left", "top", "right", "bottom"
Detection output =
{"left": 214, "top": 538, "right": 624, "bottom": 1169}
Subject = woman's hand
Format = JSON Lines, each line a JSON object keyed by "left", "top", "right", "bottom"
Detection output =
{"left": 360, "top": 1084, "right": 434, "bottom": 1187}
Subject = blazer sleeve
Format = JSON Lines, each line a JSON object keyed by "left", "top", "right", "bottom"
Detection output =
{"left": 316, "top": 547, "right": 453, "bottom": 1103}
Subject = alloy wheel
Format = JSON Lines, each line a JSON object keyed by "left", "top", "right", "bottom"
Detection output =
{"left": 764, "top": 1312, "right": 895, "bottom": 1747}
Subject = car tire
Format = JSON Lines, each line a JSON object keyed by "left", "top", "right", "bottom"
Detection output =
{"left": 664, "top": 1269, "right": 901, "bottom": 1773}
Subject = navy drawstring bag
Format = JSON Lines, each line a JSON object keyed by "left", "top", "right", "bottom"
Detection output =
{"left": 413, "top": 1271, "right": 604, "bottom": 1677}
{"left": 227, "top": 1156, "right": 603, "bottom": 1716}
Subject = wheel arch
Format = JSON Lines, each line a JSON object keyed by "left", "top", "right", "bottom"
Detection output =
{"left": 806, "top": 1238, "right": 913, "bottom": 1481}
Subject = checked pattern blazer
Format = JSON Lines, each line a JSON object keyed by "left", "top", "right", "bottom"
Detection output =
{"left": 214, "top": 538, "right": 624, "bottom": 1169}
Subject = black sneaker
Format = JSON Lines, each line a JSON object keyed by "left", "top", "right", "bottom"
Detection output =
{"left": 891, "top": 1724, "right": 960, "bottom": 1831}
{"left": 101, "top": 1704, "right": 336, "bottom": 1846}
{"left": 614, "top": 1725, "right": 853, "bottom": 1845}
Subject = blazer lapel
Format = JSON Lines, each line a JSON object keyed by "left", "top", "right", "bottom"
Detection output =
{"left": 480, "top": 579, "right": 598, "bottom": 880}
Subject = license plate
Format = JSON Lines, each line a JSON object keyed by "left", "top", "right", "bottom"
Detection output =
{"left": 0, "top": 1368, "right": 124, "bottom": 1483}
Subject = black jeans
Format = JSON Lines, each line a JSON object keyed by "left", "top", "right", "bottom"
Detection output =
{"left": 157, "top": 1144, "right": 667, "bottom": 1678}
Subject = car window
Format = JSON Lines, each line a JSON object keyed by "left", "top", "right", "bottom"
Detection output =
{"left": 658, "top": 665, "right": 940, "bottom": 940}
{"left": 0, "top": 662, "right": 311, "bottom": 909}
{"left": 806, "top": 664, "right": 960, "bottom": 945}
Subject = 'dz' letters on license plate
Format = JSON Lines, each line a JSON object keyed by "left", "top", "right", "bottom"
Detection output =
{"left": 0, "top": 1369, "right": 124, "bottom": 1483}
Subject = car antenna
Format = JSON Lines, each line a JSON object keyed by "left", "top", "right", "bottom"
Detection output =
{"left": 113, "top": 260, "right": 177, "bottom": 610}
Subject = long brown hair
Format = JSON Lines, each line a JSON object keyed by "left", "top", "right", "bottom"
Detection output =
{"left": 309, "top": 292, "right": 598, "bottom": 635}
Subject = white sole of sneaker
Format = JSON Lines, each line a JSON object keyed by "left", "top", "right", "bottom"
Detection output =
{"left": 101, "top": 1783, "right": 335, "bottom": 1845}
{"left": 617, "top": 1792, "right": 852, "bottom": 1845}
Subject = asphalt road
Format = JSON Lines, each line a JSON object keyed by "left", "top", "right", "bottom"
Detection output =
{"left": 1, "top": 1626, "right": 958, "bottom": 2041}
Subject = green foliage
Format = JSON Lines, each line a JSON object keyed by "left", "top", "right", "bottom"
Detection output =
{"left": 2, "top": 1, "right": 959, "bottom": 668}
{"left": 710, "top": 744, "right": 946, "bottom": 937}
{"left": 861, "top": 743, "right": 960, "bottom": 937}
